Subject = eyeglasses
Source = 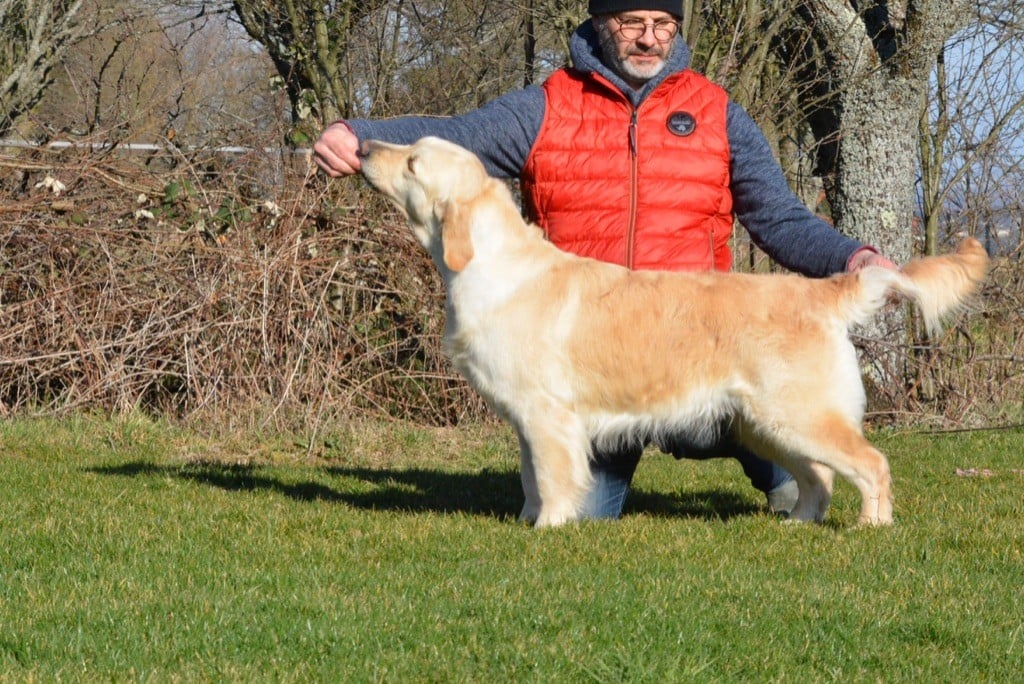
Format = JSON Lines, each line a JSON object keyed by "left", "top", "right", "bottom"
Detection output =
{"left": 612, "top": 16, "right": 680, "bottom": 42}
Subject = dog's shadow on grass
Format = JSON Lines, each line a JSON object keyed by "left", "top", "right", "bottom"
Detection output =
{"left": 89, "top": 461, "right": 761, "bottom": 522}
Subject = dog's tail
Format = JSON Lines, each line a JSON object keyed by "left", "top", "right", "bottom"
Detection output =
{"left": 844, "top": 237, "right": 989, "bottom": 336}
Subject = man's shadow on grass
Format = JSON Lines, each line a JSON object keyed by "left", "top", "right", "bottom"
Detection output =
{"left": 89, "top": 461, "right": 761, "bottom": 522}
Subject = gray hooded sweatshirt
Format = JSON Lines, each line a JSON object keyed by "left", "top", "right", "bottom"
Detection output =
{"left": 346, "top": 21, "right": 867, "bottom": 277}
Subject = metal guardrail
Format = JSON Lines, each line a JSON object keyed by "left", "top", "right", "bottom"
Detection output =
{"left": 0, "top": 139, "right": 311, "bottom": 156}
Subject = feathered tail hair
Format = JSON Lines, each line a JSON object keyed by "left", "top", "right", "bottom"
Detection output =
{"left": 843, "top": 238, "right": 989, "bottom": 336}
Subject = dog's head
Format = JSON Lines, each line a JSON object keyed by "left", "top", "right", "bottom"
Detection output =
{"left": 359, "top": 136, "right": 489, "bottom": 272}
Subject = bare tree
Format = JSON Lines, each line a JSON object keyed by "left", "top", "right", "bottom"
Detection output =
{"left": 0, "top": 0, "right": 94, "bottom": 138}
{"left": 920, "top": 0, "right": 1024, "bottom": 256}
{"left": 797, "top": 1, "right": 971, "bottom": 264}
{"left": 30, "top": 5, "right": 178, "bottom": 142}
{"left": 21, "top": 2, "right": 276, "bottom": 150}
{"left": 522, "top": 0, "right": 586, "bottom": 76}
{"left": 227, "top": 0, "right": 390, "bottom": 140}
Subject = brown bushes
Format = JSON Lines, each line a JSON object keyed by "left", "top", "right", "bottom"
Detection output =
{"left": 1, "top": 147, "right": 1021, "bottom": 430}
{"left": 0, "top": 146, "right": 486, "bottom": 428}
{"left": 856, "top": 256, "right": 1024, "bottom": 427}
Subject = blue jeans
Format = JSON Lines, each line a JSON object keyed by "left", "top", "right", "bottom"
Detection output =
{"left": 579, "top": 437, "right": 793, "bottom": 519}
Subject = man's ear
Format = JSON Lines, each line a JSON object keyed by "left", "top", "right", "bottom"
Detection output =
{"left": 437, "top": 199, "right": 474, "bottom": 272}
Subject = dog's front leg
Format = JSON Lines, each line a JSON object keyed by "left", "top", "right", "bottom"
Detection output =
{"left": 516, "top": 430, "right": 542, "bottom": 524}
{"left": 517, "top": 408, "right": 592, "bottom": 528}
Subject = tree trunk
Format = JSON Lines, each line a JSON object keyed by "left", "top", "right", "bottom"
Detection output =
{"left": 831, "top": 73, "right": 921, "bottom": 264}
{"left": 803, "top": 0, "right": 968, "bottom": 258}
{"left": 799, "top": 0, "right": 971, "bottom": 407}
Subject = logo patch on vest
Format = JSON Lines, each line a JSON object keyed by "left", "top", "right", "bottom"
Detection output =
{"left": 667, "top": 111, "right": 696, "bottom": 137}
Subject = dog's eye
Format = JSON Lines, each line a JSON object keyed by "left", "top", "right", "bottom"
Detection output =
{"left": 407, "top": 156, "right": 417, "bottom": 174}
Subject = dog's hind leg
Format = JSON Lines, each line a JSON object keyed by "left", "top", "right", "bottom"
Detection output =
{"left": 785, "top": 460, "right": 836, "bottom": 523}
{"left": 739, "top": 431, "right": 835, "bottom": 523}
{"left": 811, "top": 415, "right": 893, "bottom": 525}
{"left": 771, "top": 413, "right": 893, "bottom": 526}
{"left": 517, "top": 406, "right": 592, "bottom": 528}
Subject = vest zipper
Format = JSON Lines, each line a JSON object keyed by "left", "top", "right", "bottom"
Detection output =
{"left": 627, "top": 108, "right": 639, "bottom": 270}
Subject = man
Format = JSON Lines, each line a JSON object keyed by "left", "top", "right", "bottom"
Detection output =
{"left": 314, "top": 0, "right": 897, "bottom": 519}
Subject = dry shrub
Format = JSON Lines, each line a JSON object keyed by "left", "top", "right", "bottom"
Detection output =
{"left": 1, "top": 146, "right": 1021, "bottom": 431}
{"left": 0, "top": 145, "right": 487, "bottom": 429}
{"left": 853, "top": 249, "right": 1024, "bottom": 428}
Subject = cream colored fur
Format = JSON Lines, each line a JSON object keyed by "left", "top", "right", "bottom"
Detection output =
{"left": 359, "top": 136, "right": 990, "bottom": 528}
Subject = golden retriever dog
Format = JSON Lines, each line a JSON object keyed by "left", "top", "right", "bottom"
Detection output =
{"left": 359, "top": 136, "right": 989, "bottom": 528}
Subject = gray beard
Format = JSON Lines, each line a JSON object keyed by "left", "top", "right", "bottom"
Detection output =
{"left": 596, "top": 24, "right": 674, "bottom": 88}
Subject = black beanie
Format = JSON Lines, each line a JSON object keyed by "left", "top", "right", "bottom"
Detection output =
{"left": 588, "top": 1, "right": 683, "bottom": 17}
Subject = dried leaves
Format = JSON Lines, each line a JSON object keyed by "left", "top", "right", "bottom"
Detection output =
{"left": 0, "top": 149, "right": 485, "bottom": 426}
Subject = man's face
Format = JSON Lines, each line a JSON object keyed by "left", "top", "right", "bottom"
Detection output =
{"left": 594, "top": 11, "right": 679, "bottom": 89}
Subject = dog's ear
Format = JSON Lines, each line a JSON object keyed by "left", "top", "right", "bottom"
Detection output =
{"left": 437, "top": 199, "right": 474, "bottom": 272}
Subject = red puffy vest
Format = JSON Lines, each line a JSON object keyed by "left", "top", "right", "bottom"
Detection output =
{"left": 521, "top": 67, "right": 733, "bottom": 272}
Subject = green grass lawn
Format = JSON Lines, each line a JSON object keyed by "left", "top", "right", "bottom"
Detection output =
{"left": 1, "top": 415, "right": 1021, "bottom": 682}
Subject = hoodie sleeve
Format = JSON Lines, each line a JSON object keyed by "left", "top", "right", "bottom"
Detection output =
{"left": 345, "top": 86, "right": 546, "bottom": 180}
{"left": 727, "top": 101, "right": 864, "bottom": 277}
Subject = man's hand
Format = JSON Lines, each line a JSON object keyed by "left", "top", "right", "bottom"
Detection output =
{"left": 312, "top": 121, "right": 362, "bottom": 177}
{"left": 846, "top": 247, "right": 898, "bottom": 273}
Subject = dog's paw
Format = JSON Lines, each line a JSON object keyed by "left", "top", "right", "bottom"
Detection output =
{"left": 783, "top": 513, "right": 825, "bottom": 525}
{"left": 856, "top": 494, "right": 894, "bottom": 526}
{"left": 533, "top": 502, "right": 579, "bottom": 528}
{"left": 856, "top": 513, "right": 894, "bottom": 526}
{"left": 534, "top": 513, "right": 570, "bottom": 528}
{"left": 518, "top": 503, "right": 540, "bottom": 524}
